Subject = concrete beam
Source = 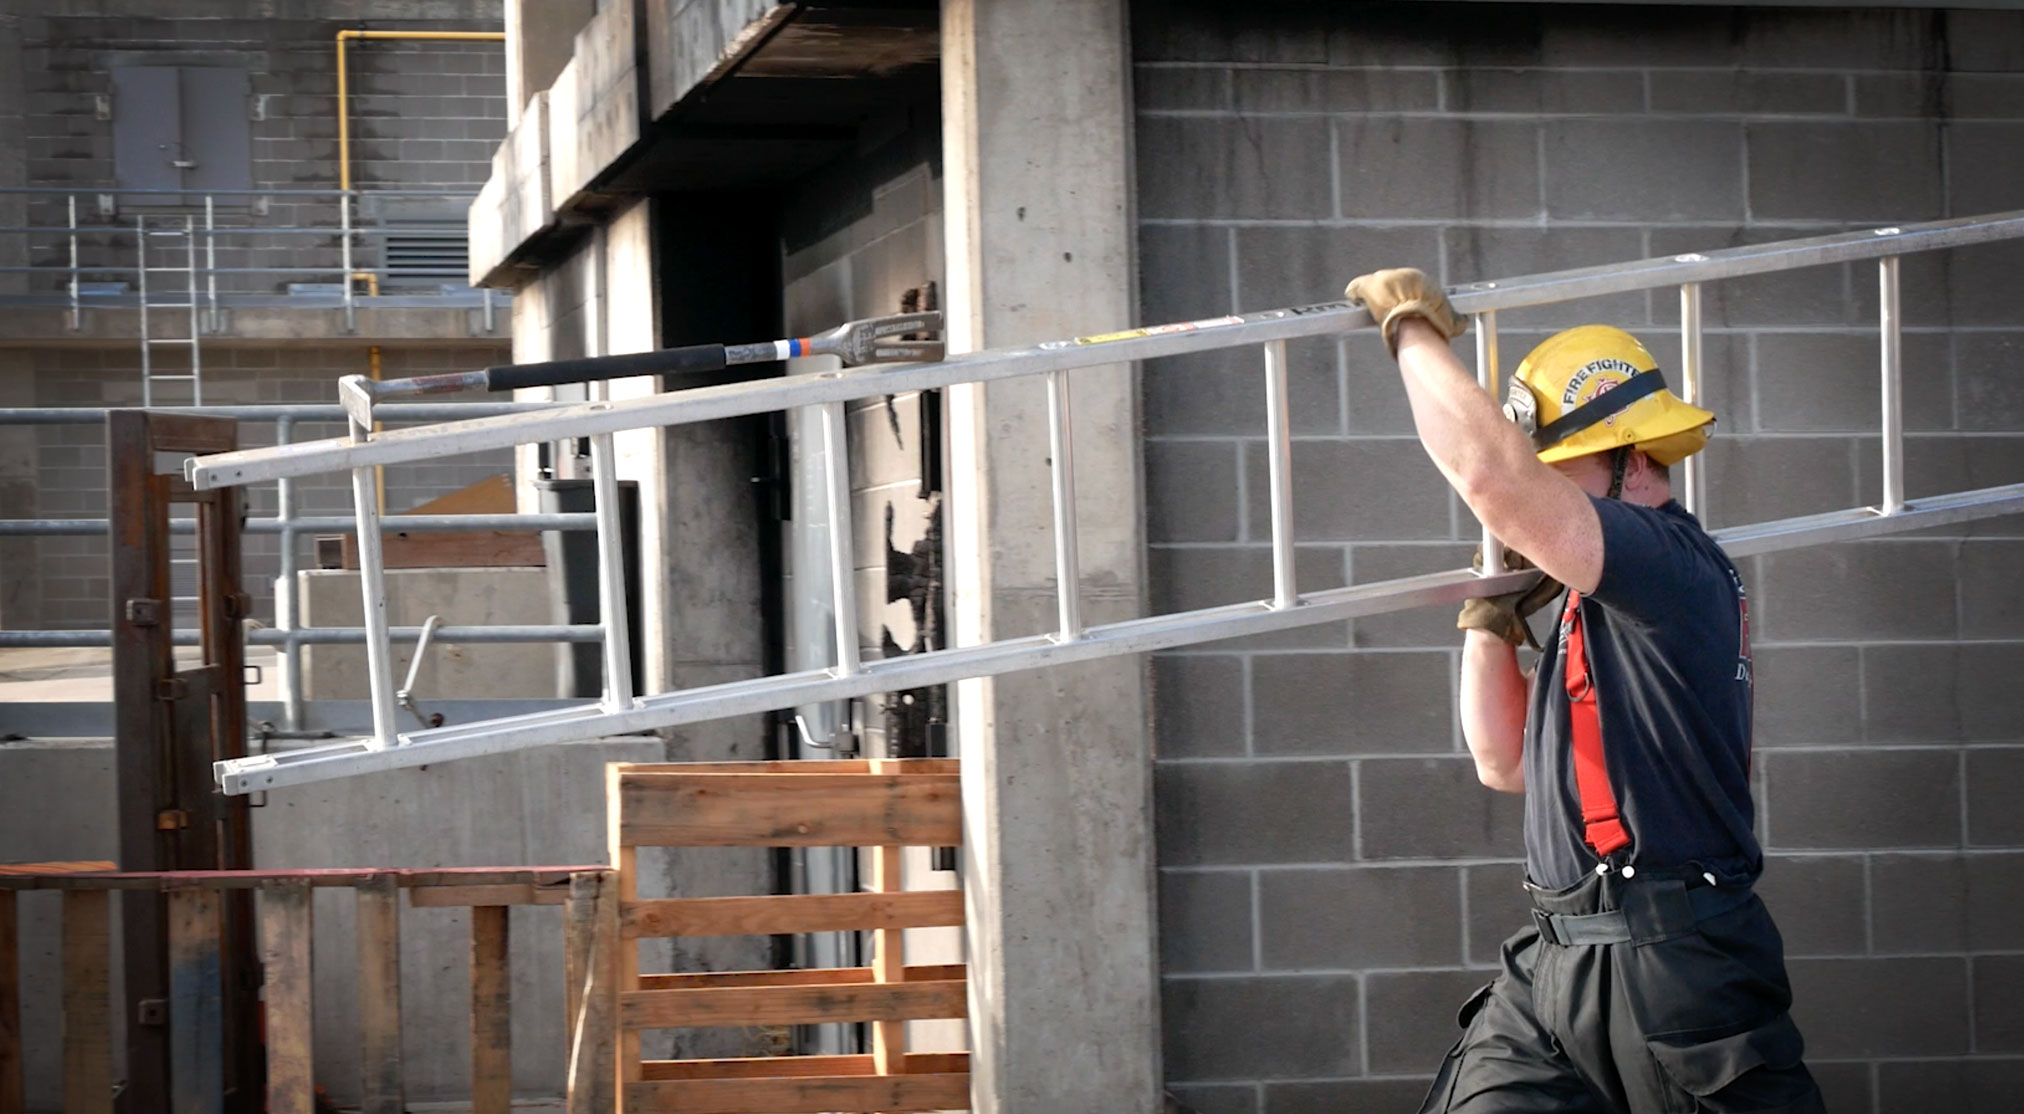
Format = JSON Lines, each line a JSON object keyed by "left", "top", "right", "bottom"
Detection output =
{"left": 940, "top": 2, "right": 1159, "bottom": 1111}
{"left": 504, "top": 0, "right": 594, "bottom": 128}
{"left": 468, "top": 88, "right": 556, "bottom": 289}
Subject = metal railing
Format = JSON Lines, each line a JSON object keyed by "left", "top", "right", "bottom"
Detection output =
{"left": 0, "top": 401, "right": 596, "bottom": 731}
{"left": 186, "top": 211, "right": 2024, "bottom": 793}
{"left": 0, "top": 187, "right": 497, "bottom": 334}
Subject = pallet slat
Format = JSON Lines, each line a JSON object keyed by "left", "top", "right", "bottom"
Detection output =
{"left": 624, "top": 891, "right": 963, "bottom": 939}
{"left": 638, "top": 964, "right": 964, "bottom": 992}
{"left": 409, "top": 883, "right": 567, "bottom": 908}
{"left": 640, "top": 1052, "right": 968, "bottom": 1081}
{"left": 260, "top": 881, "right": 315, "bottom": 1114}
{"left": 357, "top": 875, "right": 404, "bottom": 1114}
{"left": 168, "top": 888, "right": 224, "bottom": 1114}
{"left": 61, "top": 890, "right": 111, "bottom": 1114}
{"left": 621, "top": 978, "right": 967, "bottom": 1030}
{"left": 470, "top": 907, "right": 511, "bottom": 1114}
{"left": 564, "top": 872, "right": 617, "bottom": 1114}
{"left": 624, "top": 1071, "right": 970, "bottom": 1114}
{"left": 617, "top": 772, "right": 961, "bottom": 848}
{"left": 0, "top": 891, "right": 20, "bottom": 1114}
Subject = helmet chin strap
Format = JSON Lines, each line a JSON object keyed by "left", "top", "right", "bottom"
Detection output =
{"left": 1605, "top": 446, "right": 1631, "bottom": 500}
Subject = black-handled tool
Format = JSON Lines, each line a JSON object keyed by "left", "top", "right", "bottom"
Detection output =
{"left": 365, "top": 311, "right": 945, "bottom": 400}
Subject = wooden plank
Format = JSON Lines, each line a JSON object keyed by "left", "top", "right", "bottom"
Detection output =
{"left": 409, "top": 883, "right": 567, "bottom": 908}
{"left": 259, "top": 881, "right": 314, "bottom": 1114}
{"left": 338, "top": 529, "right": 544, "bottom": 571}
{"left": 470, "top": 906, "right": 511, "bottom": 1114}
{"left": 870, "top": 841, "right": 905, "bottom": 1076}
{"left": 61, "top": 889, "right": 111, "bottom": 1114}
{"left": 0, "top": 891, "right": 21, "bottom": 1114}
{"left": 617, "top": 772, "right": 961, "bottom": 848}
{"left": 625, "top": 1071, "right": 970, "bottom": 1114}
{"left": 609, "top": 765, "right": 641, "bottom": 1100}
{"left": 0, "top": 862, "right": 115, "bottom": 877}
{"left": 563, "top": 872, "right": 616, "bottom": 1114}
{"left": 641, "top": 1052, "right": 968, "bottom": 1081}
{"left": 620, "top": 978, "right": 967, "bottom": 1030}
{"left": 638, "top": 964, "right": 964, "bottom": 992}
{"left": 356, "top": 875, "right": 404, "bottom": 1114}
{"left": 624, "top": 891, "right": 964, "bottom": 938}
{"left": 0, "top": 866, "right": 605, "bottom": 892}
{"left": 167, "top": 888, "right": 223, "bottom": 1114}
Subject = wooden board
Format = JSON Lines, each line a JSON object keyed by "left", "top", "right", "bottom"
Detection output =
{"left": 641, "top": 1052, "right": 967, "bottom": 1081}
{"left": 638, "top": 964, "right": 963, "bottom": 992}
{"left": 259, "top": 881, "right": 315, "bottom": 1114}
{"left": 624, "top": 1071, "right": 970, "bottom": 1114}
{"left": 564, "top": 872, "right": 616, "bottom": 1114}
{"left": 470, "top": 906, "right": 511, "bottom": 1114}
{"left": 871, "top": 837, "right": 906, "bottom": 1075}
{"left": 61, "top": 890, "right": 111, "bottom": 1114}
{"left": 623, "top": 891, "right": 964, "bottom": 939}
{"left": 167, "top": 888, "right": 224, "bottom": 1114}
{"left": 356, "top": 875, "right": 405, "bottom": 1114}
{"left": 409, "top": 883, "right": 569, "bottom": 908}
{"left": 620, "top": 978, "right": 967, "bottom": 1030}
{"left": 337, "top": 529, "right": 544, "bottom": 571}
{"left": 617, "top": 772, "right": 961, "bottom": 848}
{"left": 0, "top": 891, "right": 20, "bottom": 1114}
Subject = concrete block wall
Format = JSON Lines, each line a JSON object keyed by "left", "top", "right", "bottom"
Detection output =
{"left": 8, "top": 3, "right": 504, "bottom": 296}
{"left": 19, "top": 342, "right": 512, "bottom": 629}
{"left": 1134, "top": 5, "right": 2024, "bottom": 1113}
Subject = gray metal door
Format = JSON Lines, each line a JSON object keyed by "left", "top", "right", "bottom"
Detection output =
{"left": 112, "top": 66, "right": 183, "bottom": 192}
{"left": 178, "top": 67, "right": 252, "bottom": 194}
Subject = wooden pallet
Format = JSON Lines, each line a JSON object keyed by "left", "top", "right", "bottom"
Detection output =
{"left": 599, "top": 758, "right": 968, "bottom": 1114}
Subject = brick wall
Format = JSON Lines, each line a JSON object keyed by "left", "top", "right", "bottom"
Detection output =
{"left": 1135, "top": 5, "right": 2024, "bottom": 1113}
{"left": 26, "top": 343, "right": 513, "bottom": 629}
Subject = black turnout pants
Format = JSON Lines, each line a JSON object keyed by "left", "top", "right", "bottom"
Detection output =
{"left": 1418, "top": 870, "right": 1825, "bottom": 1114}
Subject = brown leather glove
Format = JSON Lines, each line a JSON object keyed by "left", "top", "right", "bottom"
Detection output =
{"left": 1458, "top": 546, "right": 1562, "bottom": 650}
{"left": 1344, "top": 267, "right": 1468, "bottom": 355}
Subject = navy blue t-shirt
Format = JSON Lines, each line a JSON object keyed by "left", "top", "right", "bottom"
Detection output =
{"left": 1522, "top": 497, "right": 1760, "bottom": 890}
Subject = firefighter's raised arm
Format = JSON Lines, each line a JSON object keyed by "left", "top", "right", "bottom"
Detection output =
{"left": 1344, "top": 268, "right": 1605, "bottom": 594}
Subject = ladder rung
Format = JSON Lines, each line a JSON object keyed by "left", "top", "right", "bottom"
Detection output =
{"left": 148, "top": 374, "right": 198, "bottom": 381}
{"left": 143, "top": 267, "right": 195, "bottom": 272}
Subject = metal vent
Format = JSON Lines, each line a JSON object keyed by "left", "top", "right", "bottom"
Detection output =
{"left": 382, "top": 231, "right": 468, "bottom": 282}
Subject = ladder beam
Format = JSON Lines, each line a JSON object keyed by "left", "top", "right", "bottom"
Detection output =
{"left": 188, "top": 209, "right": 2024, "bottom": 493}
{"left": 818, "top": 401, "right": 860, "bottom": 678}
{"left": 212, "top": 477, "right": 2024, "bottom": 795}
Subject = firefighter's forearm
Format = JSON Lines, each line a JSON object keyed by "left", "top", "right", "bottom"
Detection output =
{"left": 1461, "top": 629, "right": 1528, "bottom": 793}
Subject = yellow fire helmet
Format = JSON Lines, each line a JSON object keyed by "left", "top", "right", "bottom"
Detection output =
{"left": 1503, "top": 325, "right": 1715, "bottom": 467}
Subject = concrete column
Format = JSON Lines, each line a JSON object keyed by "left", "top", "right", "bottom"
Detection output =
{"left": 503, "top": 0, "right": 595, "bottom": 127}
{"left": 940, "top": 2, "right": 1159, "bottom": 1111}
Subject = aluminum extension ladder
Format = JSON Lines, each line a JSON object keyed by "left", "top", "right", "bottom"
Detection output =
{"left": 136, "top": 213, "right": 207, "bottom": 407}
{"left": 189, "top": 211, "right": 2024, "bottom": 795}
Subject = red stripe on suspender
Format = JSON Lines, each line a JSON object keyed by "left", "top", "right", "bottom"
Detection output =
{"left": 1564, "top": 591, "right": 1631, "bottom": 857}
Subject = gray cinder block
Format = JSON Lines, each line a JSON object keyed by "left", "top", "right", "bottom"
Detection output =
{"left": 1257, "top": 865, "right": 1464, "bottom": 968}
{"left": 1156, "top": 761, "right": 1356, "bottom": 866}
{"left": 1161, "top": 974, "right": 1362, "bottom": 1081}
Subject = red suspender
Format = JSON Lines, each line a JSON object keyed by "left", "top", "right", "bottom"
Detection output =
{"left": 1563, "top": 591, "right": 1631, "bottom": 857}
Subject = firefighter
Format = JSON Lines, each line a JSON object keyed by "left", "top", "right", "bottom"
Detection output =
{"left": 1343, "top": 268, "right": 1824, "bottom": 1114}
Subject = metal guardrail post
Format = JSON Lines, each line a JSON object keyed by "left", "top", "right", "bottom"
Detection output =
{"left": 137, "top": 215, "right": 152, "bottom": 407}
{"left": 1473, "top": 313, "right": 1505, "bottom": 574}
{"left": 67, "top": 194, "right": 80, "bottom": 331}
{"left": 1879, "top": 256, "right": 1904, "bottom": 515}
{"left": 204, "top": 195, "right": 219, "bottom": 334}
{"left": 1045, "top": 370, "right": 1084, "bottom": 639}
{"left": 1262, "top": 339, "right": 1298, "bottom": 609}
{"left": 340, "top": 192, "right": 356, "bottom": 334}
{"left": 275, "top": 416, "right": 305, "bottom": 730}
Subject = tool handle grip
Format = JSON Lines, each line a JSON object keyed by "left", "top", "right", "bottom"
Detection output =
{"left": 482, "top": 344, "right": 730, "bottom": 392}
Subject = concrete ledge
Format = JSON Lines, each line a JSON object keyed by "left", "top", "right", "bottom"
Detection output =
{"left": 554, "top": 0, "right": 644, "bottom": 205}
{"left": 469, "top": 89, "right": 556, "bottom": 289}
